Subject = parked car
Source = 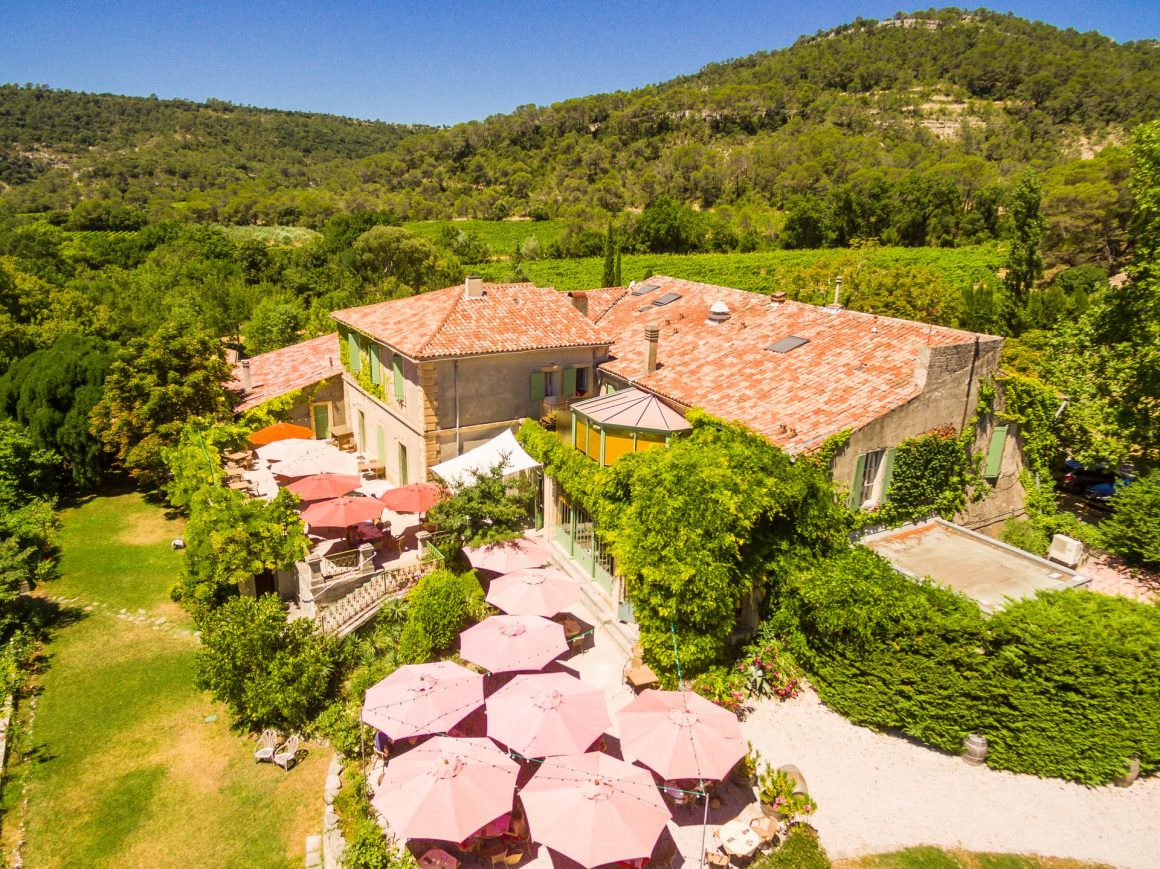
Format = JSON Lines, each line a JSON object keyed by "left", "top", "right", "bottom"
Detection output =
{"left": 1058, "top": 458, "right": 1116, "bottom": 494}
{"left": 1083, "top": 475, "right": 1135, "bottom": 510}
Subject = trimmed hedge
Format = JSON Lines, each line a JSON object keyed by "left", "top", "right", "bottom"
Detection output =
{"left": 397, "top": 568, "right": 486, "bottom": 664}
{"left": 772, "top": 547, "right": 1160, "bottom": 784}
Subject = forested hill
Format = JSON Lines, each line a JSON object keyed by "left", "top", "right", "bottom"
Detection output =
{"left": 2, "top": 8, "right": 1158, "bottom": 227}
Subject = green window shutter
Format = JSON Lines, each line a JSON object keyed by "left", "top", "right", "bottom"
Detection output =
{"left": 880, "top": 448, "right": 896, "bottom": 504}
{"left": 347, "top": 332, "right": 361, "bottom": 373}
{"left": 369, "top": 346, "right": 381, "bottom": 384}
{"left": 392, "top": 355, "right": 404, "bottom": 402}
{"left": 530, "top": 371, "right": 546, "bottom": 401}
{"left": 562, "top": 367, "right": 577, "bottom": 397}
{"left": 848, "top": 453, "right": 867, "bottom": 510}
{"left": 985, "top": 425, "right": 1008, "bottom": 479}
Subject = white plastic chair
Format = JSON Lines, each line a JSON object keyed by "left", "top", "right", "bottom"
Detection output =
{"left": 253, "top": 729, "right": 279, "bottom": 763}
{"left": 274, "top": 734, "right": 300, "bottom": 771}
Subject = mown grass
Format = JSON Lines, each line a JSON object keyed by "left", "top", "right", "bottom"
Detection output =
{"left": 836, "top": 847, "right": 1114, "bottom": 869}
{"left": 15, "top": 492, "right": 325, "bottom": 869}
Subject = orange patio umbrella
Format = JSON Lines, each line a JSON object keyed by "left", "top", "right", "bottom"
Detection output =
{"left": 249, "top": 421, "right": 315, "bottom": 446}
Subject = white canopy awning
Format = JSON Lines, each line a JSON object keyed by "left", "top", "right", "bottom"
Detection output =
{"left": 430, "top": 429, "right": 540, "bottom": 488}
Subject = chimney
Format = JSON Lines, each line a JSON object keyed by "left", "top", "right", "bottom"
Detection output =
{"left": 464, "top": 275, "right": 485, "bottom": 299}
{"left": 241, "top": 359, "right": 252, "bottom": 392}
{"left": 770, "top": 291, "right": 787, "bottom": 304}
{"left": 644, "top": 326, "right": 659, "bottom": 374}
{"left": 706, "top": 300, "right": 731, "bottom": 325}
{"left": 567, "top": 291, "right": 589, "bottom": 317}
{"left": 827, "top": 276, "right": 845, "bottom": 311}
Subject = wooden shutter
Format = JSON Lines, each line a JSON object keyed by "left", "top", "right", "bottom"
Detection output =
{"left": 392, "top": 355, "right": 404, "bottom": 402}
{"left": 847, "top": 453, "right": 867, "bottom": 510}
{"left": 530, "top": 371, "right": 546, "bottom": 401}
{"left": 347, "top": 332, "right": 361, "bottom": 373}
{"left": 880, "top": 448, "right": 896, "bottom": 503}
{"left": 985, "top": 425, "right": 1008, "bottom": 479}
{"left": 369, "top": 346, "right": 381, "bottom": 384}
{"left": 562, "top": 367, "right": 577, "bottom": 397}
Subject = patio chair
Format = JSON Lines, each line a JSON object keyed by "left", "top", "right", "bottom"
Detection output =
{"left": 274, "top": 734, "right": 300, "bottom": 771}
{"left": 253, "top": 728, "right": 279, "bottom": 763}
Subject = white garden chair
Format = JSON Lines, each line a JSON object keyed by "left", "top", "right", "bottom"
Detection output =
{"left": 253, "top": 728, "right": 279, "bottom": 763}
{"left": 274, "top": 734, "right": 300, "bottom": 772}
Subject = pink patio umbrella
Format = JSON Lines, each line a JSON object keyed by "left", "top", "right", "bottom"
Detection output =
{"left": 300, "top": 495, "right": 385, "bottom": 529}
{"left": 486, "top": 672, "right": 610, "bottom": 758}
{"left": 255, "top": 437, "right": 324, "bottom": 463}
{"left": 459, "top": 614, "right": 567, "bottom": 673}
{"left": 520, "top": 752, "right": 671, "bottom": 867}
{"left": 485, "top": 567, "right": 583, "bottom": 617}
{"left": 362, "top": 661, "right": 484, "bottom": 741}
{"left": 370, "top": 736, "right": 518, "bottom": 843}
{"left": 285, "top": 472, "right": 363, "bottom": 502}
{"left": 379, "top": 481, "right": 446, "bottom": 514}
{"left": 616, "top": 688, "right": 745, "bottom": 781}
{"left": 463, "top": 538, "right": 553, "bottom": 574}
{"left": 271, "top": 445, "right": 359, "bottom": 478}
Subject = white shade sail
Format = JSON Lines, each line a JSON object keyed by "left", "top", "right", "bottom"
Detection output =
{"left": 430, "top": 429, "right": 540, "bottom": 488}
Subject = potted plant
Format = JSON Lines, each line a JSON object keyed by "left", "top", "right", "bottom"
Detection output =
{"left": 729, "top": 742, "right": 761, "bottom": 787}
{"left": 757, "top": 765, "right": 817, "bottom": 822}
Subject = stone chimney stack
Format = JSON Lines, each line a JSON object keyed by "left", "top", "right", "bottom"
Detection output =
{"left": 464, "top": 275, "right": 485, "bottom": 298}
{"left": 241, "top": 359, "right": 252, "bottom": 392}
{"left": 644, "top": 326, "right": 660, "bottom": 374}
{"left": 567, "top": 291, "right": 589, "bottom": 317}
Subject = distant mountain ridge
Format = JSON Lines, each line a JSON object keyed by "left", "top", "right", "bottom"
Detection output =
{"left": 1, "top": 8, "right": 1157, "bottom": 226}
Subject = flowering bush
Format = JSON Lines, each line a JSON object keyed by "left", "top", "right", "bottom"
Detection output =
{"left": 757, "top": 766, "right": 817, "bottom": 822}
{"left": 738, "top": 636, "right": 803, "bottom": 701}
{"left": 690, "top": 665, "right": 748, "bottom": 716}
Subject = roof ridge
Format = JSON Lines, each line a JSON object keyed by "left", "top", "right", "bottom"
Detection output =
{"left": 416, "top": 284, "right": 468, "bottom": 357}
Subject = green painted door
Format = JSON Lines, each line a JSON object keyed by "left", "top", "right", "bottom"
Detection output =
{"left": 398, "top": 443, "right": 409, "bottom": 486}
{"left": 375, "top": 425, "right": 386, "bottom": 463}
{"left": 311, "top": 404, "right": 330, "bottom": 439}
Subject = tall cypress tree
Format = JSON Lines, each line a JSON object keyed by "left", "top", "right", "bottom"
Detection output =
{"left": 601, "top": 219, "right": 616, "bottom": 287}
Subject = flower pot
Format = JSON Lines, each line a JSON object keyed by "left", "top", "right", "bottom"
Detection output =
{"left": 962, "top": 733, "right": 988, "bottom": 766}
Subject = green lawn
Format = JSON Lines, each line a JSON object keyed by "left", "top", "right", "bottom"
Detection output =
{"left": 15, "top": 493, "right": 325, "bottom": 869}
{"left": 836, "top": 847, "right": 1114, "bottom": 869}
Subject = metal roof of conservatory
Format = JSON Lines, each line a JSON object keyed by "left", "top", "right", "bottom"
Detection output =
{"left": 571, "top": 388, "right": 692, "bottom": 433}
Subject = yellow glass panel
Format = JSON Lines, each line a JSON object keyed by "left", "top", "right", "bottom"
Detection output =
{"left": 585, "top": 425, "right": 602, "bottom": 461}
{"left": 635, "top": 430, "right": 667, "bottom": 452}
{"left": 574, "top": 419, "right": 589, "bottom": 455}
{"left": 602, "top": 430, "right": 636, "bottom": 465}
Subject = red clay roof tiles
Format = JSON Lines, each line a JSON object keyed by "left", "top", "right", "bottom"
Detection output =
{"left": 229, "top": 333, "right": 343, "bottom": 412}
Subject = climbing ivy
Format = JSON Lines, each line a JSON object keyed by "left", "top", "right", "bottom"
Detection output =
{"left": 873, "top": 426, "right": 971, "bottom": 525}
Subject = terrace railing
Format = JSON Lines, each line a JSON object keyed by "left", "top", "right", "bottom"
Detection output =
{"left": 315, "top": 557, "right": 441, "bottom": 637}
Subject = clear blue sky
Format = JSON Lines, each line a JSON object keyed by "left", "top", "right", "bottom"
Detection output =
{"left": 1, "top": 1, "right": 1157, "bottom": 126}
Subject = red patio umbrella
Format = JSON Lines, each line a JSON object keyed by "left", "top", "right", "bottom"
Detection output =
{"left": 616, "top": 688, "right": 746, "bottom": 781}
{"left": 379, "top": 482, "right": 446, "bottom": 514}
{"left": 370, "top": 736, "right": 518, "bottom": 843}
{"left": 285, "top": 473, "right": 363, "bottom": 502}
{"left": 486, "top": 672, "right": 610, "bottom": 758}
{"left": 362, "top": 661, "right": 484, "bottom": 741}
{"left": 459, "top": 614, "right": 568, "bottom": 673}
{"left": 249, "top": 421, "right": 315, "bottom": 446}
{"left": 520, "top": 752, "right": 671, "bottom": 867}
{"left": 300, "top": 495, "right": 384, "bottom": 529}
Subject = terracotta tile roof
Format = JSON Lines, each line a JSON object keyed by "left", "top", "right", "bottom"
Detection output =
{"left": 332, "top": 282, "right": 609, "bottom": 359}
{"left": 576, "top": 287, "right": 628, "bottom": 322}
{"left": 228, "top": 333, "right": 342, "bottom": 412}
{"left": 593, "top": 276, "right": 1000, "bottom": 453}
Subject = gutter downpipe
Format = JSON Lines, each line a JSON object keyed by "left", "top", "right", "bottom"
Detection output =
{"left": 960, "top": 336, "right": 981, "bottom": 434}
{"left": 454, "top": 359, "right": 461, "bottom": 456}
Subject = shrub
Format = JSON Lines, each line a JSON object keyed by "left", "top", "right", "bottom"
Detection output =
{"left": 396, "top": 568, "right": 486, "bottom": 664}
{"left": 982, "top": 590, "right": 1160, "bottom": 783}
{"left": 195, "top": 594, "right": 341, "bottom": 731}
{"left": 1000, "top": 517, "right": 1050, "bottom": 556}
{"left": 739, "top": 630, "right": 803, "bottom": 701}
{"left": 751, "top": 826, "right": 830, "bottom": 869}
{"left": 689, "top": 666, "right": 748, "bottom": 716}
{"left": 770, "top": 547, "right": 988, "bottom": 753}
{"left": 1097, "top": 469, "right": 1160, "bottom": 568}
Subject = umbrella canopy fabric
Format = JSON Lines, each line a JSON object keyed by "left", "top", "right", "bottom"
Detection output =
{"left": 249, "top": 421, "right": 316, "bottom": 446}
{"left": 285, "top": 473, "right": 363, "bottom": 502}
{"left": 362, "top": 661, "right": 484, "bottom": 741}
{"left": 486, "top": 672, "right": 610, "bottom": 758}
{"left": 271, "top": 446, "right": 359, "bottom": 478}
{"left": 463, "top": 538, "right": 553, "bottom": 574}
{"left": 378, "top": 482, "right": 446, "bottom": 514}
{"left": 255, "top": 437, "right": 323, "bottom": 463}
{"left": 485, "top": 568, "right": 583, "bottom": 617}
{"left": 370, "top": 736, "right": 518, "bottom": 843}
{"left": 521, "top": 752, "right": 671, "bottom": 867}
{"left": 616, "top": 689, "right": 745, "bottom": 781}
{"left": 459, "top": 615, "right": 567, "bottom": 674}
{"left": 300, "top": 495, "right": 385, "bottom": 529}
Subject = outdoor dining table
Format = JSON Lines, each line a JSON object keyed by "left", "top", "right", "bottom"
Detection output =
{"left": 718, "top": 820, "right": 761, "bottom": 858}
{"left": 225, "top": 450, "right": 251, "bottom": 463}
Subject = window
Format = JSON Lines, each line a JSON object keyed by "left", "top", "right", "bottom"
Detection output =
{"left": 849, "top": 448, "right": 894, "bottom": 510}
{"left": 357, "top": 410, "right": 367, "bottom": 452}
{"left": 544, "top": 370, "right": 557, "bottom": 398}
{"left": 860, "top": 450, "right": 883, "bottom": 508}
{"left": 575, "top": 367, "right": 590, "bottom": 396}
{"left": 392, "top": 354, "right": 405, "bottom": 404}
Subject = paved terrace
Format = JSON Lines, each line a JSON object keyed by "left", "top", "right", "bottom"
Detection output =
{"left": 368, "top": 533, "right": 1158, "bottom": 869}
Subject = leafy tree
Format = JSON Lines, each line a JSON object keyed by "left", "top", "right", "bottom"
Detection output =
{"left": 242, "top": 294, "right": 307, "bottom": 355}
{"left": 426, "top": 461, "right": 535, "bottom": 549}
{"left": 632, "top": 197, "right": 704, "bottom": 254}
{"left": 161, "top": 418, "right": 249, "bottom": 513}
{"left": 179, "top": 487, "right": 307, "bottom": 621}
{"left": 396, "top": 568, "right": 487, "bottom": 664}
{"left": 89, "top": 319, "right": 234, "bottom": 490}
{"left": 1097, "top": 470, "right": 1160, "bottom": 569}
{"left": 1002, "top": 172, "right": 1047, "bottom": 334}
{"left": 601, "top": 219, "right": 616, "bottom": 287}
{"left": 0, "top": 334, "right": 112, "bottom": 488}
{"left": 196, "top": 593, "right": 340, "bottom": 731}
{"left": 351, "top": 226, "right": 460, "bottom": 291}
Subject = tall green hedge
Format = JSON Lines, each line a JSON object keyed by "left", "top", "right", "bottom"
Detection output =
{"left": 773, "top": 548, "right": 1160, "bottom": 784}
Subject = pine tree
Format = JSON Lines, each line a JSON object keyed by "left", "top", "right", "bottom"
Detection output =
{"left": 1002, "top": 172, "right": 1046, "bottom": 334}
